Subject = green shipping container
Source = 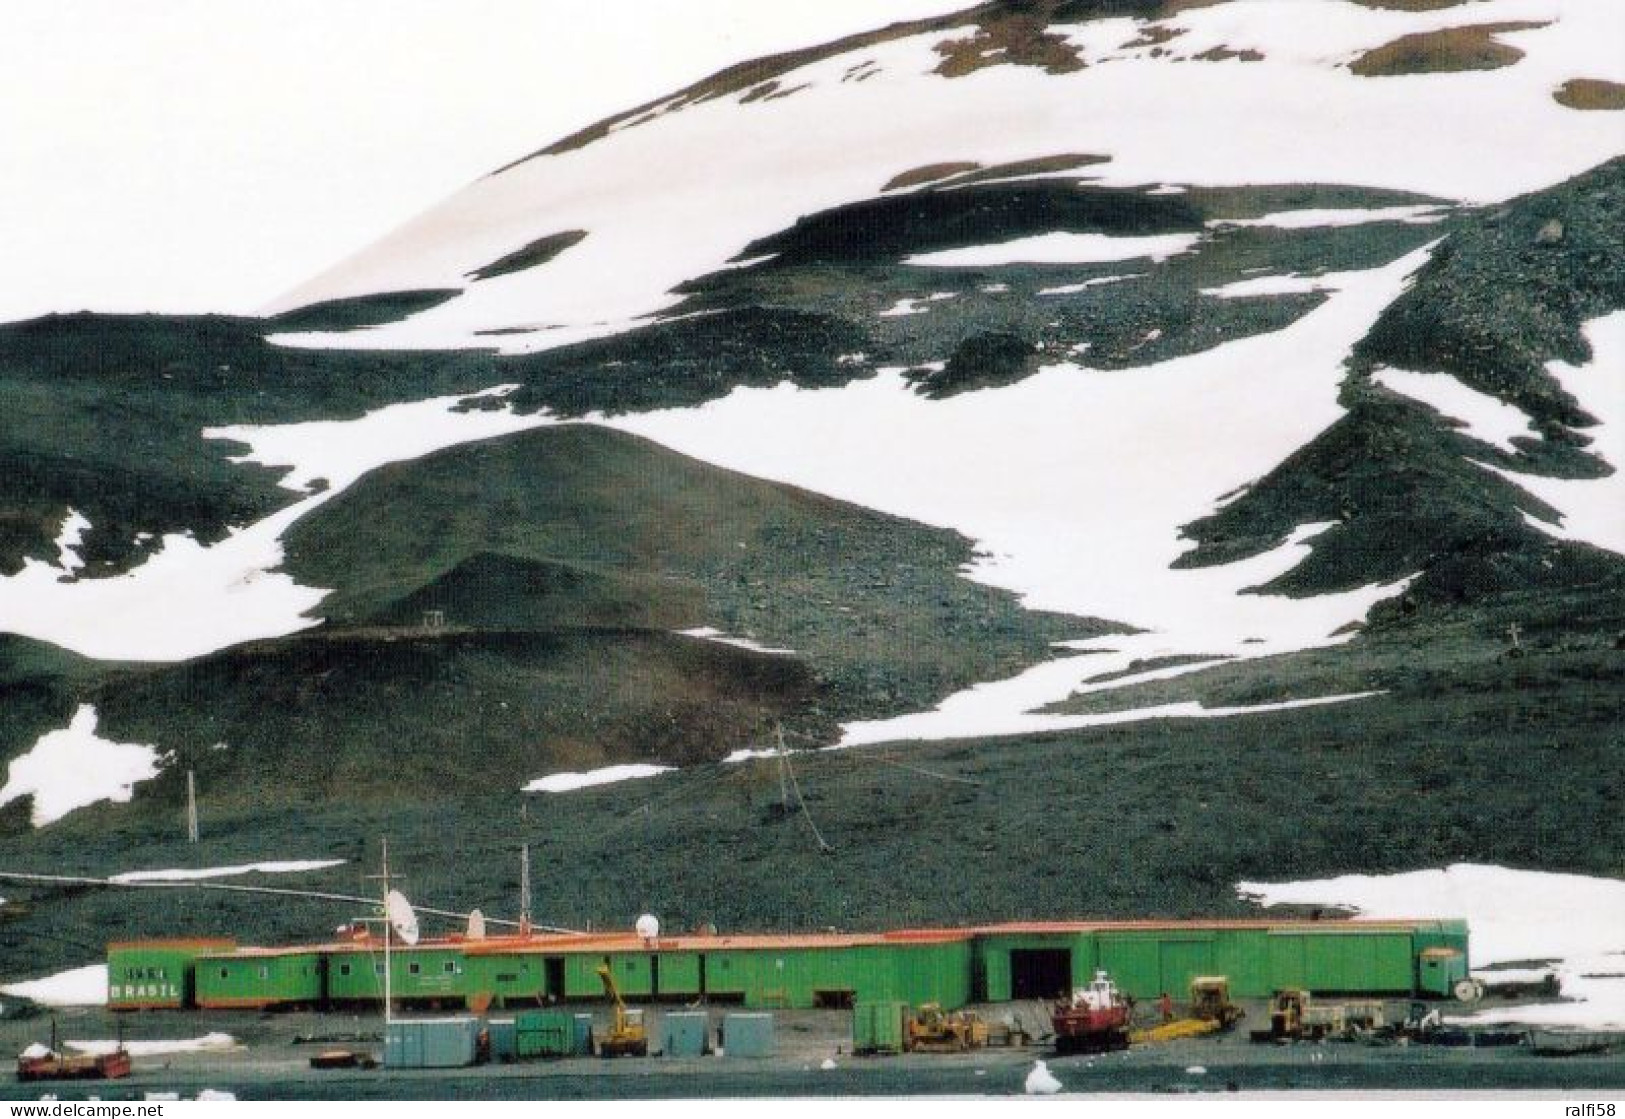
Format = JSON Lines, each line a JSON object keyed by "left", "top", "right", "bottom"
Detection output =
{"left": 852, "top": 1001, "right": 906, "bottom": 1055}
{"left": 488, "top": 1018, "right": 518, "bottom": 1061}
{"left": 385, "top": 1017, "right": 481, "bottom": 1069}
{"left": 722, "top": 1013, "right": 775, "bottom": 1058}
{"left": 516, "top": 1009, "right": 575, "bottom": 1058}
{"left": 661, "top": 1011, "right": 710, "bottom": 1058}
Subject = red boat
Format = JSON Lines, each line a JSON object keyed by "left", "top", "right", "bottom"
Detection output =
{"left": 1052, "top": 970, "right": 1132, "bottom": 1053}
{"left": 16, "top": 1047, "right": 132, "bottom": 1083}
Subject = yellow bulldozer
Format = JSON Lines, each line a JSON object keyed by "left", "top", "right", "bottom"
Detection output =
{"left": 1129, "top": 977, "right": 1245, "bottom": 1044}
{"left": 595, "top": 962, "right": 648, "bottom": 1057}
{"left": 905, "top": 1003, "right": 990, "bottom": 1053}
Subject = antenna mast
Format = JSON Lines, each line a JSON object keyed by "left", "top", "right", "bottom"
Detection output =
{"left": 185, "top": 770, "right": 198, "bottom": 844}
{"left": 520, "top": 844, "right": 533, "bottom": 936}
{"left": 365, "top": 838, "right": 401, "bottom": 1026}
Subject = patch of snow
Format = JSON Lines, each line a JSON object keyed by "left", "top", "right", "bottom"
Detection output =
{"left": 1239, "top": 864, "right": 1625, "bottom": 1030}
{"left": 68, "top": 1033, "right": 238, "bottom": 1057}
{"left": 1186, "top": 1065, "right": 1207, "bottom": 1075}
{"left": 0, "top": 707, "right": 159, "bottom": 827}
{"left": 820, "top": 1057, "right": 838, "bottom": 1070}
{"left": 1039, "top": 273, "right": 1143, "bottom": 296}
{"left": 676, "top": 626, "right": 796, "bottom": 656}
{"left": 1479, "top": 312, "right": 1625, "bottom": 556}
{"left": 1201, "top": 274, "right": 1332, "bottom": 299}
{"left": 609, "top": 247, "right": 1429, "bottom": 745}
{"left": 0, "top": 387, "right": 556, "bottom": 661}
{"left": 1210, "top": 205, "right": 1446, "bottom": 230}
{"left": 110, "top": 860, "right": 345, "bottom": 884}
{"left": 19, "top": 1043, "right": 52, "bottom": 1060}
{"left": 980, "top": 283, "right": 1010, "bottom": 294}
{"left": 1373, "top": 368, "right": 1539, "bottom": 455}
{"left": 52, "top": 510, "right": 90, "bottom": 575}
{"left": 196, "top": 1089, "right": 237, "bottom": 1102}
{"left": 1025, "top": 1059, "right": 1064, "bottom": 1095}
{"left": 524, "top": 764, "right": 673, "bottom": 794}
{"left": 878, "top": 291, "right": 957, "bottom": 317}
{"left": 906, "top": 232, "right": 1199, "bottom": 268}
{"left": 1, "top": 964, "right": 108, "bottom": 1007}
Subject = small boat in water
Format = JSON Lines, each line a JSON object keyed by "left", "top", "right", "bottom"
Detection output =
{"left": 16, "top": 1025, "right": 132, "bottom": 1083}
{"left": 1053, "top": 969, "right": 1132, "bottom": 1053}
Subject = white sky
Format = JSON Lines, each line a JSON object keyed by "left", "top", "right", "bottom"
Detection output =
{"left": 0, "top": 1, "right": 965, "bottom": 323}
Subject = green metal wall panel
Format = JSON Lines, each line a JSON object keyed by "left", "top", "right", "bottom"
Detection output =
{"left": 197, "top": 954, "right": 322, "bottom": 1006}
{"left": 658, "top": 952, "right": 702, "bottom": 996}
{"left": 107, "top": 943, "right": 232, "bottom": 1009}
{"left": 702, "top": 951, "right": 749, "bottom": 996}
{"left": 1098, "top": 936, "right": 1162, "bottom": 997}
{"left": 1157, "top": 938, "right": 1214, "bottom": 997}
{"left": 1267, "top": 934, "right": 1308, "bottom": 990}
{"left": 466, "top": 954, "right": 545, "bottom": 1005}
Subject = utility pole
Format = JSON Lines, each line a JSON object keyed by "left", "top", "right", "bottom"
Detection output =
{"left": 185, "top": 770, "right": 199, "bottom": 844}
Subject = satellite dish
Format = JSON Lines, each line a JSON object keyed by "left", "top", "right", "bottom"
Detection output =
{"left": 635, "top": 914, "right": 660, "bottom": 941}
{"left": 467, "top": 908, "right": 487, "bottom": 941}
{"left": 386, "top": 889, "right": 421, "bottom": 947}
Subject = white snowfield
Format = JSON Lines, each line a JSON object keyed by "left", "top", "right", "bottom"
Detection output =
{"left": 109, "top": 860, "right": 345, "bottom": 884}
{"left": 1482, "top": 312, "right": 1625, "bottom": 557}
{"left": 613, "top": 246, "right": 1431, "bottom": 745}
{"left": 0, "top": 387, "right": 555, "bottom": 661}
{"left": 524, "top": 764, "right": 673, "bottom": 794}
{"left": 0, "top": 706, "right": 159, "bottom": 827}
{"left": 1240, "top": 864, "right": 1625, "bottom": 1029}
{"left": 0, "top": 964, "right": 108, "bottom": 1008}
{"left": 269, "top": 0, "right": 1625, "bottom": 353}
{"left": 904, "top": 231, "right": 1200, "bottom": 268}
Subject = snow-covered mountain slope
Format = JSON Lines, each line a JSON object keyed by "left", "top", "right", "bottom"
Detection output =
{"left": 269, "top": 0, "right": 1625, "bottom": 353}
{"left": 0, "top": 0, "right": 1621, "bottom": 804}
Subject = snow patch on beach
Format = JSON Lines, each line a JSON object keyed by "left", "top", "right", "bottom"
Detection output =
{"left": 0, "top": 707, "right": 159, "bottom": 826}
{"left": 68, "top": 1033, "right": 239, "bottom": 1057}
{"left": 1, "top": 965, "right": 108, "bottom": 1008}
{"left": 525, "top": 764, "right": 673, "bottom": 794}
{"left": 1239, "top": 864, "right": 1625, "bottom": 1029}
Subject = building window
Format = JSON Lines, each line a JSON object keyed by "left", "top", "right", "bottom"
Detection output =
{"left": 258, "top": 966, "right": 269, "bottom": 980}
{"left": 443, "top": 961, "right": 458, "bottom": 974}
{"left": 375, "top": 963, "right": 385, "bottom": 976}
{"left": 340, "top": 964, "right": 352, "bottom": 977}
{"left": 219, "top": 968, "right": 229, "bottom": 980}
{"left": 409, "top": 963, "right": 421, "bottom": 976}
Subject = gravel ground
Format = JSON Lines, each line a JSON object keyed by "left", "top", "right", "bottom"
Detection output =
{"left": 5, "top": 999, "right": 1625, "bottom": 1100}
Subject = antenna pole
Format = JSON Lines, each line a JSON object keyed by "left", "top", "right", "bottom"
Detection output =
{"left": 364, "top": 838, "right": 402, "bottom": 1026}
{"left": 520, "top": 844, "right": 532, "bottom": 936}
{"left": 185, "top": 770, "right": 198, "bottom": 844}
